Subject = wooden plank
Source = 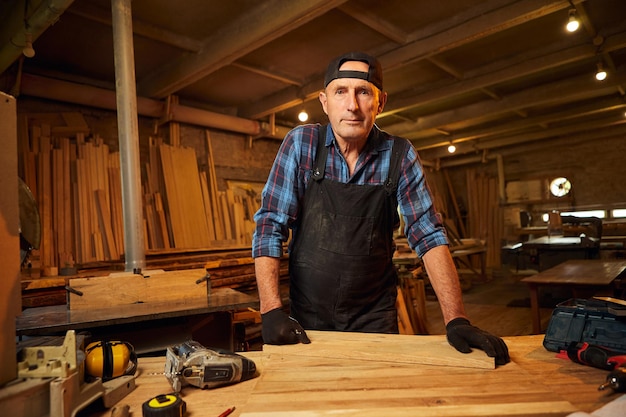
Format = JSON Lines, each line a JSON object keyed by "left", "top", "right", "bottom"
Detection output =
{"left": 199, "top": 172, "right": 216, "bottom": 241}
{"left": 62, "top": 139, "right": 73, "bottom": 266}
{"left": 154, "top": 192, "right": 171, "bottom": 249}
{"left": 262, "top": 331, "right": 494, "bottom": 370}
{"left": 108, "top": 153, "right": 124, "bottom": 255}
{"left": 242, "top": 332, "right": 581, "bottom": 416}
{"left": 75, "top": 159, "right": 88, "bottom": 262}
{"left": 94, "top": 189, "right": 118, "bottom": 260}
{"left": 205, "top": 130, "right": 224, "bottom": 240}
{"left": 444, "top": 168, "right": 466, "bottom": 238}
{"left": 67, "top": 268, "right": 210, "bottom": 310}
{"left": 160, "top": 144, "right": 185, "bottom": 248}
{"left": 228, "top": 190, "right": 244, "bottom": 244}
{"left": 396, "top": 289, "right": 414, "bottom": 335}
{"left": 205, "top": 256, "right": 254, "bottom": 270}
{"left": 52, "top": 148, "right": 63, "bottom": 264}
{"left": 72, "top": 169, "right": 82, "bottom": 264}
{"left": 61, "top": 112, "right": 89, "bottom": 130}
{"left": 220, "top": 192, "right": 233, "bottom": 240}
{"left": 180, "top": 146, "right": 211, "bottom": 248}
{"left": 72, "top": 335, "right": 617, "bottom": 417}
{"left": 38, "top": 135, "right": 54, "bottom": 274}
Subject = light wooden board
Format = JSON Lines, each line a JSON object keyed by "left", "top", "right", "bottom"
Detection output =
{"left": 240, "top": 332, "right": 577, "bottom": 417}
{"left": 263, "top": 330, "right": 494, "bottom": 370}
{"left": 68, "top": 268, "right": 209, "bottom": 310}
{"left": 82, "top": 335, "right": 618, "bottom": 417}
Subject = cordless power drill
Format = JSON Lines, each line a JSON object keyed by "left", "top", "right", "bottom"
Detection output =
{"left": 164, "top": 340, "right": 257, "bottom": 392}
{"left": 567, "top": 342, "right": 626, "bottom": 393}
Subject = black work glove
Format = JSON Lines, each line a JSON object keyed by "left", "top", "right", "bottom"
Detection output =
{"left": 446, "top": 318, "right": 510, "bottom": 366}
{"left": 261, "top": 308, "right": 311, "bottom": 345}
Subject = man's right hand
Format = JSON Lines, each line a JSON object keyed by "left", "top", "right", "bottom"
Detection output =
{"left": 261, "top": 308, "right": 311, "bottom": 345}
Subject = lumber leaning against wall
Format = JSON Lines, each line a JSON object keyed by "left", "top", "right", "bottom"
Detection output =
{"left": 18, "top": 112, "right": 259, "bottom": 274}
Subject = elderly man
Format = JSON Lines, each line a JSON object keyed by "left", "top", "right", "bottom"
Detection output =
{"left": 252, "top": 52, "right": 509, "bottom": 365}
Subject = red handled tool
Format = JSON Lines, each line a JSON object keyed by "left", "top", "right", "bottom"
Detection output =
{"left": 566, "top": 342, "right": 626, "bottom": 393}
{"left": 566, "top": 342, "right": 626, "bottom": 371}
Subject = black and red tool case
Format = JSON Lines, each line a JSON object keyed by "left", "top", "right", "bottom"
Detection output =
{"left": 543, "top": 298, "right": 626, "bottom": 353}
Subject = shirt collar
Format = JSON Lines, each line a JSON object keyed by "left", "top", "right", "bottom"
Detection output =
{"left": 324, "top": 124, "right": 391, "bottom": 154}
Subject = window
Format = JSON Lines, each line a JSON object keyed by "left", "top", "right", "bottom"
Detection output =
{"left": 560, "top": 210, "right": 606, "bottom": 219}
{"left": 611, "top": 209, "right": 626, "bottom": 218}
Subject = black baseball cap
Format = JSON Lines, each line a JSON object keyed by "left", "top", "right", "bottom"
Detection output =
{"left": 324, "top": 51, "right": 383, "bottom": 91}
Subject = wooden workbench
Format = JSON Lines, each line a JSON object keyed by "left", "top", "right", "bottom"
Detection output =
{"left": 522, "top": 259, "right": 626, "bottom": 333}
{"left": 85, "top": 331, "right": 620, "bottom": 417}
{"left": 16, "top": 287, "right": 259, "bottom": 353}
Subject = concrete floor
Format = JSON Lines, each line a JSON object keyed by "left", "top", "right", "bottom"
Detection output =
{"left": 423, "top": 269, "right": 557, "bottom": 337}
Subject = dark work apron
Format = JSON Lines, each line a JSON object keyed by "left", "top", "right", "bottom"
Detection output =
{"left": 289, "top": 126, "right": 406, "bottom": 333}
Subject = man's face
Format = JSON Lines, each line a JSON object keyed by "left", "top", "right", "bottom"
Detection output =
{"left": 319, "top": 61, "right": 387, "bottom": 145}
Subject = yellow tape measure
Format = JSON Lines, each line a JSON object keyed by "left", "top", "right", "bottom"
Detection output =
{"left": 142, "top": 394, "right": 186, "bottom": 417}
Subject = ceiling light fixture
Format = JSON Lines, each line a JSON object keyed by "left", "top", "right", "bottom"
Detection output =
{"left": 595, "top": 62, "right": 607, "bottom": 81}
{"left": 297, "top": 110, "right": 309, "bottom": 122}
{"left": 566, "top": 9, "right": 580, "bottom": 32}
{"left": 447, "top": 143, "right": 456, "bottom": 154}
{"left": 22, "top": 31, "right": 35, "bottom": 58}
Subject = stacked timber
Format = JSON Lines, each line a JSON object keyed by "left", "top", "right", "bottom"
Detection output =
{"left": 20, "top": 248, "right": 290, "bottom": 308}
{"left": 18, "top": 113, "right": 260, "bottom": 274}
{"left": 466, "top": 169, "right": 503, "bottom": 268}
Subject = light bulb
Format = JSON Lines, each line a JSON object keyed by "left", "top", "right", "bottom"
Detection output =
{"left": 566, "top": 10, "right": 580, "bottom": 32}
{"left": 22, "top": 32, "right": 35, "bottom": 58}
{"left": 447, "top": 144, "right": 456, "bottom": 154}
{"left": 595, "top": 63, "right": 607, "bottom": 81}
{"left": 298, "top": 110, "right": 308, "bottom": 122}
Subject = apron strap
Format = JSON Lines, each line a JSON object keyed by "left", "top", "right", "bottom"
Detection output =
{"left": 312, "top": 124, "right": 328, "bottom": 181}
{"left": 384, "top": 138, "right": 408, "bottom": 196}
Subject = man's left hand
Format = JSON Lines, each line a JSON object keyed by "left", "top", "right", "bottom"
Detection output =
{"left": 446, "top": 318, "right": 510, "bottom": 366}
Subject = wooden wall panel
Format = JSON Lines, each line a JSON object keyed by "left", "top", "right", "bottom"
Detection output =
{"left": 0, "top": 92, "right": 20, "bottom": 385}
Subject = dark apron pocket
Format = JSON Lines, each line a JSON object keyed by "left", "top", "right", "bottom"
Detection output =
{"left": 318, "top": 212, "right": 373, "bottom": 256}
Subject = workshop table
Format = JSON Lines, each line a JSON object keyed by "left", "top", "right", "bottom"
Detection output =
{"left": 16, "top": 287, "right": 258, "bottom": 353}
{"left": 522, "top": 259, "right": 626, "bottom": 334}
{"left": 521, "top": 235, "right": 599, "bottom": 271}
{"left": 85, "top": 331, "right": 620, "bottom": 417}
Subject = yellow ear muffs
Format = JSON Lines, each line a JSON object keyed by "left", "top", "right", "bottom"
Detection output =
{"left": 85, "top": 340, "right": 137, "bottom": 381}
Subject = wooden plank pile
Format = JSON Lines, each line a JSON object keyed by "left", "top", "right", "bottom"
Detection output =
{"left": 466, "top": 169, "right": 503, "bottom": 268}
{"left": 18, "top": 113, "right": 261, "bottom": 275}
{"left": 142, "top": 130, "right": 258, "bottom": 250}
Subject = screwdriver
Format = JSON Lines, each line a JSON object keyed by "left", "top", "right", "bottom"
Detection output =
{"left": 598, "top": 366, "right": 626, "bottom": 393}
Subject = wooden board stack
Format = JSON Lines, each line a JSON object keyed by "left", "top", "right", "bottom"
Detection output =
{"left": 17, "top": 113, "right": 261, "bottom": 274}
{"left": 466, "top": 169, "right": 503, "bottom": 269}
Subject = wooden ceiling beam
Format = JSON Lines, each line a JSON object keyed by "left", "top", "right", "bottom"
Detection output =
{"left": 230, "top": 62, "right": 303, "bottom": 86}
{"left": 240, "top": 0, "right": 576, "bottom": 120}
{"left": 379, "top": 0, "right": 571, "bottom": 70}
{"left": 137, "top": 0, "right": 348, "bottom": 99}
{"left": 380, "top": 29, "right": 626, "bottom": 120}
{"left": 421, "top": 115, "right": 626, "bottom": 163}
{"left": 393, "top": 69, "right": 626, "bottom": 138}
{"left": 67, "top": 1, "right": 203, "bottom": 52}
{"left": 410, "top": 96, "right": 626, "bottom": 149}
{"left": 426, "top": 122, "right": 626, "bottom": 168}
{"left": 337, "top": 3, "right": 408, "bottom": 44}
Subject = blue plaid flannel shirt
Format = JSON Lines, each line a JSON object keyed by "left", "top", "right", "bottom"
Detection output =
{"left": 252, "top": 123, "right": 448, "bottom": 259}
